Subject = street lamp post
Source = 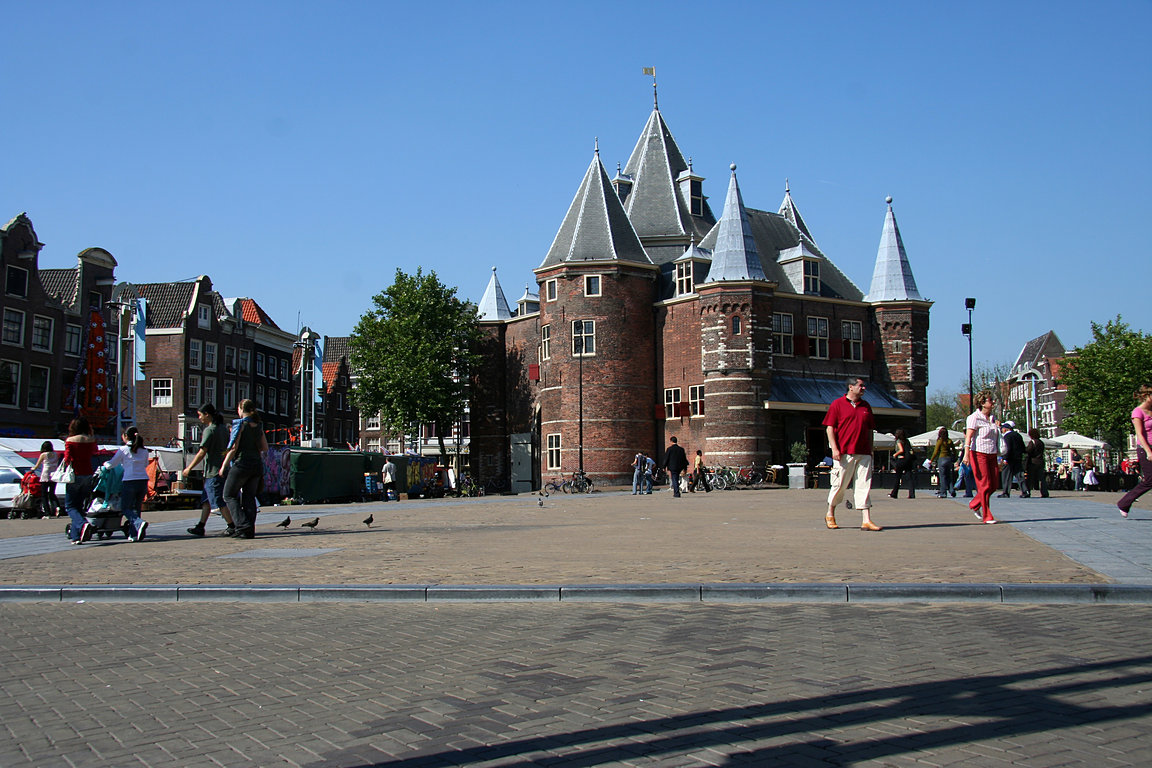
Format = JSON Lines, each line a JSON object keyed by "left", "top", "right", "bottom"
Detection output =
{"left": 962, "top": 298, "right": 976, "bottom": 411}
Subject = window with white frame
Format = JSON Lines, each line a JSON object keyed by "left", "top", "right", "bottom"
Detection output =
{"left": 540, "top": 325, "right": 551, "bottom": 360}
{"left": 238, "top": 381, "right": 250, "bottom": 403}
{"left": 584, "top": 274, "right": 601, "bottom": 297}
{"left": 0, "top": 360, "right": 19, "bottom": 407}
{"left": 689, "top": 385, "right": 705, "bottom": 416}
{"left": 65, "top": 324, "right": 82, "bottom": 356}
{"left": 197, "top": 304, "right": 211, "bottom": 329}
{"left": 807, "top": 316, "right": 829, "bottom": 359}
{"left": 803, "top": 259, "right": 821, "bottom": 294}
{"left": 28, "top": 366, "right": 48, "bottom": 411}
{"left": 224, "top": 346, "right": 236, "bottom": 373}
{"left": 204, "top": 342, "right": 217, "bottom": 372}
{"left": 279, "top": 388, "right": 288, "bottom": 416}
{"left": 239, "top": 349, "right": 251, "bottom": 375}
{"left": 676, "top": 262, "right": 694, "bottom": 296}
{"left": 204, "top": 377, "right": 217, "bottom": 408}
{"left": 5, "top": 266, "right": 28, "bottom": 298}
{"left": 546, "top": 433, "right": 562, "bottom": 470}
{"left": 366, "top": 413, "right": 381, "bottom": 430}
{"left": 572, "top": 320, "right": 595, "bottom": 356}
{"left": 188, "top": 375, "right": 201, "bottom": 406}
{"left": 279, "top": 358, "right": 288, "bottom": 381}
{"left": 88, "top": 291, "right": 102, "bottom": 311}
{"left": 256, "top": 352, "right": 265, "bottom": 377}
{"left": 772, "top": 313, "right": 793, "bottom": 356}
{"left": 31, "top": 316, "right": 53, "bottom": 352}
{"left": 545, "top": 279, "right": 557, "bottom": 302}
{"left": 189, "top": 339, "right": 202, "bottom": 369}
{"left": 223, "top": 380, "right": 236, "bottom": 410}
{"left": 152, "top": 378, "right": 173, "bottom": 407}
{"left": 255, "top": 384, "right": 265, "bottom": 411}
{"left": 664, "top": 387, "right": 682, "bottom": 418}
{"left": 189, "top": 424, "right": 201, "bottom": 443}
{"left": 841, "top": 320, "right": 863, "bottom": 362}
{"left": 2, "top": 309, "right": 24, "bottom": 346}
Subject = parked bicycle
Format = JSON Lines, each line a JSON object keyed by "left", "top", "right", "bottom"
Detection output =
{"left": 543, "top": 477, "right": 566, "bottom": 495}
{"left": 562, "top": 470, "right": 595, "bottom": 494}
{"left": 459, "top": 474, "right": 483, "bottom": 497}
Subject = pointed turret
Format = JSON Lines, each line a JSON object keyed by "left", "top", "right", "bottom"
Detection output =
{"left": 477, "top": 266, "right": 512, "bottom": 321}
{"left": 865, "top": 197, "right": 923, "bottom": 302}
{"left": 538, "top": 149, "right": 650, "bottom": 268}
{"left": 621, "top": 107, "right": 714, "bottom": 240}
{"left": 703, "top": 165, "right": 767, "bottom": 283}
{"left": 777, "top": 180, "right": 815, "bottom": 244}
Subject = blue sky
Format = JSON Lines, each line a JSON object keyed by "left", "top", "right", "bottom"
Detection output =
{"left": 3, "top": 1, "right": 1149, "bottom": 399}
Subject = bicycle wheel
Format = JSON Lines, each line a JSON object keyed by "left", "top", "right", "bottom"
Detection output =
{"left": 581, "top": 478, "right": 594, "bottom": 494}
{"left": 713, "top": 474, "right": 728, "bottom": 491}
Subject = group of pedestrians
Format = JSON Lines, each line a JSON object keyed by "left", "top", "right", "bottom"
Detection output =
{"left": 630, "top": 451, "right": 655, "bottom": 494}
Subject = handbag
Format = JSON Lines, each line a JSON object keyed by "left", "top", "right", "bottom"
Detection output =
{"left": 50, "top": 462, "right": 75, "bottom": 484}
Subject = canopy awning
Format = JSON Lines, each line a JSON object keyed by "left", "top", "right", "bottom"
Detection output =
{"left": 765, "top": 376, "right": 918, "bottom": 417}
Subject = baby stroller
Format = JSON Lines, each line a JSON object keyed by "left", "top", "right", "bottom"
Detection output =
{"left": 63, "top": 464, "right": 124, "bottom": 541}
{"left": 8, "top": 472, "right": 42, "bottom": 519}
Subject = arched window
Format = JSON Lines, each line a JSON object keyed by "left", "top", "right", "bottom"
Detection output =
{"left": 732, "top": 315, "right": 742, "bottom": 335}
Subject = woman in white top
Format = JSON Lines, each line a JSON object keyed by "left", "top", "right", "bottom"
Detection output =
{"left": 961, "top": 390, "right": 999, "bottom": 524}
{"left": 102, "top": 426, "right": 151, "bottom": 542}
{"left": 30, "top": 440, "right": 61, "bottom": 518}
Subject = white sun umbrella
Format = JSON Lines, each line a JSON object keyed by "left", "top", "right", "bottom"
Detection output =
{"left": 908, "top": 428, "right": 965, "bottom": 448}
{"left": 1052, "top": 431, "right": 1109, "bottom": 450}
{"left": 873, "top": 431, "right": 896, "bottom": 450}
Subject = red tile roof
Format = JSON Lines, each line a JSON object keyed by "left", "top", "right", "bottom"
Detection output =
{"left": 240, "top": 298, "right": 280, "bottom": 329}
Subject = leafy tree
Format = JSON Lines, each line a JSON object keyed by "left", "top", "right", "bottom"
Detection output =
{"left": 349, "top": 268, "right": 482, "bottom": 459}
{"left": 1062, "top": 316, "right": 1152, "bottom": 447}
{"left": 925, "top": 388, "right": 964, "bottom": 431}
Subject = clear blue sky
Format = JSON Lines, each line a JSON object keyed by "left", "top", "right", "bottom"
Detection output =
{"left": 3, "top": 1, "right": 1149, "bottom": 399}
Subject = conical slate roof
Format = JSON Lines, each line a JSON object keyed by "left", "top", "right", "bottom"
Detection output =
{"left": 865, "top": 198, "right": 923, "bottom": 302}
{"left": 621, "top": 108, "right": 714, "bottom": 239}
{"left": 778, "top": 183, "right": 815, "bottom": 244}
{"left": 477, "top": 267, "right": 512, "bottom": 321}
{"left": 539, "top": 151, "right": 651, "bottom": 269}
{"left": 703, "top": 165, "right": 766, "bottom": 283}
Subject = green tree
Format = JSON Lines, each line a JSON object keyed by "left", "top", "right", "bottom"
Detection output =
{"left": 925, "top": 388, "right": 964, "bottom": 431}
{"left": 349, "top": 268, "right": 483, "bottom": 459}
{"left": 1062, "top": 316, "right": 1152, "bottom": 447}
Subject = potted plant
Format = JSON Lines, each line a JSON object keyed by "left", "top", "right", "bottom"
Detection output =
{"left": 787, "top": 442, "right": 808, "bottom": 489}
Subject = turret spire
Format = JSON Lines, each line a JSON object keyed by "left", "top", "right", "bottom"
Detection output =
{"left": 865, "top": 196, "right": 924, "bottom": 302}
{"left": 703, "top": 164, "right": 766, "bottom": 283}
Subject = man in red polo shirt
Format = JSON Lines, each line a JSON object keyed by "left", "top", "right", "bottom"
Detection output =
{"left": 823, "top": 377, "right": 882, "bottom": 531}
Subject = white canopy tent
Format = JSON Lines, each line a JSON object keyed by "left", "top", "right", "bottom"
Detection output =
{"left": 1052, "top": 432, "right": 1109, "bottom": 450}
{"left": 908, "top": 429, "right": 965, "bottom": 448}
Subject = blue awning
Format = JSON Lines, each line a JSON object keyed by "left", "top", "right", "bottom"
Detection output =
{"left": 766, "top": 376, "right": 915, "bottom": 416}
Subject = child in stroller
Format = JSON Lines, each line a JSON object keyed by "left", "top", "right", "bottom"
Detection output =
{"left": 63, "top": 464, "right": 126, "bottom": 541}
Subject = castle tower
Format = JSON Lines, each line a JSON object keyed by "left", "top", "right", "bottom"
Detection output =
{"left": 696, "top": 165, "right": 774, "bottom": 466}
{"left": 535, "top": 148, "right": 659, "bottom": 484}
{"left": 865, "top": 197, "right": 931, "bottom": 431}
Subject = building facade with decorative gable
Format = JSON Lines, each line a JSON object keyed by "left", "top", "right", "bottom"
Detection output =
{"left": 1, "top": 213, "right": 119, "bottom": 438}
{"left": 470, "top": 100, "right": 931, "bottom": 488}
{"left": 114, "top": 278, "right": 296, "bottom": 453}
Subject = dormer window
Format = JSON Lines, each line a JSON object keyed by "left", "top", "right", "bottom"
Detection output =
{"left": 197, "top": 304, "right": 211, "bottom": 329}
{"left": 803, "top": 259, "right": 820, "bottom": 295}
{"left": 675, "top": 262, "right": 694, "bottom": 296}
{"left": 689, "top": 179, "right": 703, "bottom": 216}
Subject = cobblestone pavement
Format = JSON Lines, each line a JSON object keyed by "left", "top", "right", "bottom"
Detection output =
{"left": 2, "top": 488, "right": 1143, "bottom": 586}
{"left": 1, "top": 602, "right": 1150, "bottom": 767}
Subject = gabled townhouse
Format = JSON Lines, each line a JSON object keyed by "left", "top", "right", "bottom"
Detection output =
{"left": 113, "top": 277, "right": 296, "bottom": 452}
{"left": 1, "top": 213, "right": 118, "bottom": 438}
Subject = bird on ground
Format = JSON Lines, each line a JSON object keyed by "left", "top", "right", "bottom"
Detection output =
{"left": 301, "top": 517, "right": 319, "bottom": 530}
{"left": 363, "top": 514, "right": 374, "bottom": 527}
{"left": 537, "top": 498, "right": 544, "bottom": 507}
{"left": 276, "top": 516, "right": 291, "bottom": 528}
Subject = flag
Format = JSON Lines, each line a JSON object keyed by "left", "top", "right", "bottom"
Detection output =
{"left": 642, "top": 67, "right": 655, "bottom": 76}
{"left": 133, "top": 298, "right": 147, "bottom": 381}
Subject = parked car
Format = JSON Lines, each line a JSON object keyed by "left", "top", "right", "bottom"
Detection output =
{"left": 0, "top": 467, "right": 23, "bottom": 511}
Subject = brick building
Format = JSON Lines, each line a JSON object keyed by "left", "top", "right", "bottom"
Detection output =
{"left": 1008, "top": 331, "right": 1070, "bottom": 439}
{"left": 1, "top": 213, "right": 119, "bottom": 439}
{"left": 292, "top": 332, "right": 359, "bottom": 448}
{"left": 114, "top": 277, "right": 296, "bottom": 452}
{"left": 471, "top": 101, "right": 930, "bottom": 488}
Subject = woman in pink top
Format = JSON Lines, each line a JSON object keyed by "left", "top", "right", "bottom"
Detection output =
{"left": 1118, "top": 385, "right": 1152, "bottom": 518}
{"left": 961, "top": 390, "right": 999, "bottom": 524}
